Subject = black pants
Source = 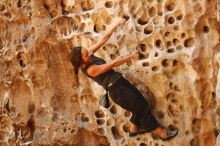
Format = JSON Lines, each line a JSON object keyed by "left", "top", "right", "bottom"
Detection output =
{"left": 108, "top": 77, "right": 160, "bottom": 132}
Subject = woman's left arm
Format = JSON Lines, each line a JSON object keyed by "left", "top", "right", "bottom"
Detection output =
{"left": 86, "top": 52, "right": 139, "bottom": 77}
{"left": 88, "top": 18, "right": 125, "bottom": 54}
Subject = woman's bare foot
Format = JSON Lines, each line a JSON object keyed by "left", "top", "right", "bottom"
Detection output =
{"left": 151, "top": 126, "right": 178, "bottom": 141}
{"left": 130, "top": 123, "right": 137, "bottom": 133}
{"left": 151, "top": 127, "right": 167, "bottom": 139}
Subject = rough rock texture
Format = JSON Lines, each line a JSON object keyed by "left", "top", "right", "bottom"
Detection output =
{"left": 0, "top": 0, "right": 220, "bottom": 146}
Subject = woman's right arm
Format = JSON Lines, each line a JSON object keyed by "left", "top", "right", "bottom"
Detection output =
{"left": 87, "top": 53, "right": 139, "bottom": 77}
{"left": 88, "top": 18, "right": 126, "bottom": 54}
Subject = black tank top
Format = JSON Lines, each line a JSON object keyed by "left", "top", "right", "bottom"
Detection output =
{"left": 82, "top": 54, "right": 122, "bottom": 90}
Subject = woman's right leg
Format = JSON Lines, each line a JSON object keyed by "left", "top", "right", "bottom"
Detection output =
{"left": 108, "top": 77, "right": 160, "bottom": 132}
{"left": 108, "top": 78, "right": 178, "bottom": 140}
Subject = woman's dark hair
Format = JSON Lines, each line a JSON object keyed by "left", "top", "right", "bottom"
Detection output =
{"left": 71, "top": 47, "right": 83, "bottom": 86}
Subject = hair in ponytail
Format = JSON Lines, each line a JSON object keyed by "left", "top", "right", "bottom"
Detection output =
{"left": 70, "top": 47, "right": 83, "bottom": 86}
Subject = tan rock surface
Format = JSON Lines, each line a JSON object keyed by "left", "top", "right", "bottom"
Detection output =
{"left": 0, "top": 0, "right": 219, "bottom": 146}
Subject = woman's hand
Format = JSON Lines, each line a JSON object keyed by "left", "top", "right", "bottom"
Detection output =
{"left": 130, "top": 52, "right": 139, "bottom": 62}
{"left": 88, "top": 17, "right": 126, "bottom": 54}
{"left": 115, "top": 17, "right": 126, "bottom": 26}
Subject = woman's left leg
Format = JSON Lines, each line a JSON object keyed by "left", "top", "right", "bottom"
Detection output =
{"left": 108, "top": 77, "right": 178, "bottom": 140}
{"left": 108, "top": 77, "right": 160, "bottom": 132}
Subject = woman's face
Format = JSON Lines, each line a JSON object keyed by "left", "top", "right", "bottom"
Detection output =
{"left": 81, "top": 48, "right": 91, "bottom": 63}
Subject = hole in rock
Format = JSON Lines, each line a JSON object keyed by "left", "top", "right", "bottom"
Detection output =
{"left": 137, "top": 17, "right": 149, "bottom": 25}
{"left": 122, "top": 124, "right": 130, "bottom": 132}
{"left": 105, "top": 1, "right": 113, "bottom": 8}
{"left": 123, "top": 15, "right": 130, "bottom": 21}
{"left": 185, "top": 130, "right": 190, "bottom": 135}
{"left": 94, "top": 24, "right": 101, "bottom": 33}
{"left": 171, "top": 99, "right": 178, "bottom": 103}
{"left": 71, "top": 129, "right": 76, "bottom": 134}
{"left": 96, "top": 119, "right": 105, "bottom": 125}
{"left": 139, "top": 44, "right": 147, "bottom": 52}
{"left": 155, "top": 39, "right": 162, "bottom": 48}
{"left": 173, "top": 59, "right": 178, "bottom": 66}
{"left": 95, "top": 110, "right": 105, "bottom": 118}
{"left": 173, "top": 38, "right": 180, "bottom": 46}
{"left": 5, "top": 12, "right": 11, "bottom": 18}
{"left": 156, "top": 111, "right": 165, "bottom": 119}
{"left": 168, "top": 16, "right": 175, "bottom": 24}
{"left": 176, "top": 45, "right": 183, "bottom": 50}
{"left": 149, "top": 7, "right": 157, "bottom": 17}
{"left": 166, "top": 41, "right": 172, "bottom": 47}
{"left": 110, "top": 105, "right": 117, "bottom": 114}
{"left": 166, "top": 92, "right": 175, "bottom": 100}
{"left": 81, "top": 116, "right": 89, "bottom": 123}
{"left": 124, "top": 111, "right": 131, "bottom": 117}
{"left": 166, "top": 1, "right": 176, "bottom": 11}
{"left": 203, "top": 26, "right": 209, "bottom": 33}
{"left": 138, "top": 53, "right": 145, "bottom": 60}
{"left": 155, "top": 52, "right": 159, "bottom": 57}
{"left": 162, "top": 59, "right": 170, "bottom": 67}
{"left": 143, "top": 62, "right": 150, "bottom": 67}
{"left": 44, "top": 3, "right": 50, "bottom": 11}
{"left": 138, "top": 53, "right": 148, "bottom": 60}
{"left": 22, "top": 34, "right": 30, "bottom": 42}
{"left": 81, "top": 1, "right": 94, "bottom": 11}
{"left": 167, "top": 48, "right": 175, "bottom": 53}
{"left": 17, "top": 0, "right": 22, "bottom": 8}
{"left": 63, "top": 127, "right": 67, "bottom": 133}
{"left": 181, "top": 33, "right": 186, "bottom": 38}
{"left": 19, "top": 60, "right": 26, "bottom": 68}
{"left": 140, "top": 143, "right": 147, "bottom": 146}
{"left": 184, "top": 37, "right": 195, "bottom": 47}
{"left": 157, "top": 0, "right": 164, "bottom": 3}
{"left": 110, "top": 54, "right": 116, "bottom": 60}
{"left": 176, "top": 13, "right": 183, "bottom": 20}
{"left": 0, "top": 4, "right": 5, "bottom": 11}
{"left": 152, "top": 66, "right": 160, "bottom": 72}
{"left": 165, "top": 31, "right": 170, "bottom": 37}
{"left": 174, "top": 85, "right": 180, "bottom": 91}
{"left": 169, "top": 82, "right": 174, "bottom": 89}
{"left": 144, "top": 26, "right": 153, "bottom": 35}
{"left": 111, "top": 126, "right": 123, "bottom": 140}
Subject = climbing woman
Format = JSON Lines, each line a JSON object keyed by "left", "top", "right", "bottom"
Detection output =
{"left": 70, "top": 18, "right": 178, "bottom": 141}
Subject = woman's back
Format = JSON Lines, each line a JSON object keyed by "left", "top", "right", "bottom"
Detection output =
{"left": 82, "top": 54, "right": 122, "bottom": 90}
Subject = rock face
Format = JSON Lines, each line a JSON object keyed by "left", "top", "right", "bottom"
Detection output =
{"left": 0, "top": 0, "right": 219, "bottom": 146}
